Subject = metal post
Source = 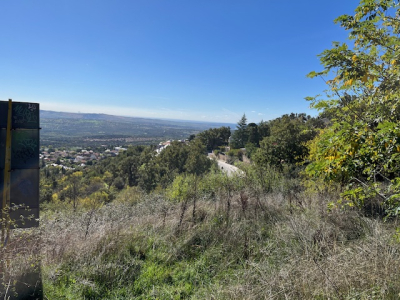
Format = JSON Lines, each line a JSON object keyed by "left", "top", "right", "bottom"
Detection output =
{"left": 2, "top": 99, "right": 12, "bottom": 247}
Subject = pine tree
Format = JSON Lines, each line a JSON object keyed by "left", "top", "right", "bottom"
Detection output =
{"left": 231, "top": 114, "right": 248, "bottom": 149}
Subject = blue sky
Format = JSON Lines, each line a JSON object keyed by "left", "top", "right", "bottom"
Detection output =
{"left": 0, "top": 1, "right": 357, "bottom": 123}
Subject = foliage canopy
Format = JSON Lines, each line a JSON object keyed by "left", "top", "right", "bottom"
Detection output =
{"left": 306, "top": 0, "right": 400, "bottom": 215}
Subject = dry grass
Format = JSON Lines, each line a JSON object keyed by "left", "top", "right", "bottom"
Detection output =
{"left": 2, "top": 185, "right": 400, "bottom": 299}
{"left": 201, "top": 193, "right": 400, "bottom": 299}
{"left": 0, "top": 227, "right": 42, "bottom": 299}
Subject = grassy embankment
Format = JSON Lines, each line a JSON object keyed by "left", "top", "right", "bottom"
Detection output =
{"left": 2, "top": 169, "right": 400, "bottom": 299}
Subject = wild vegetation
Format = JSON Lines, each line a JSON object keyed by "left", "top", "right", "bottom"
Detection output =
{"left": 2, "top": 0, "right": 400, "bottom": 299}
{"left": 4, "top": 165, "right": 400, "bottom": 299}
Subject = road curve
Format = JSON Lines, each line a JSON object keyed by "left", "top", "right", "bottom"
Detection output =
{"left": 208, "top": 153, "right": 243, "bottom": 176}
{"left": 216, "top": 160, "right": 242, "bottom": 176}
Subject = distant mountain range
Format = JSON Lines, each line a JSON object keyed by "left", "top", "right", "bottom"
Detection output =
{"left": 40, "top": 110, "right": 235, "bottom": 148}
{"left": 40, "top": 110, "right": 234, "bottom": 128}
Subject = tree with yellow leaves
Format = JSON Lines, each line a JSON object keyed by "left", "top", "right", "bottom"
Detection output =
{"left": 306, "top": 0, "right": 400, "bottom": 216}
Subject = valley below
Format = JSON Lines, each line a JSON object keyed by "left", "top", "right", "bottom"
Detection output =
{"left": 40, "top": 110, "right": 234, "bottom": 148}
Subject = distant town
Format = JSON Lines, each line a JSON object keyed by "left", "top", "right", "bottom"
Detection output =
{"left": 40, "top": 139, "right": 187, "bottom": 169}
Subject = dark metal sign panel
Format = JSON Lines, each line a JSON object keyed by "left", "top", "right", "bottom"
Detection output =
{"left": 0, "top": 101, "right": 39, "bottom": 129}
{"left": 0, "top": 169, "right": 39, "bottom": 228}
{"left": 0, "top": 100, "right": 40, "bottom": 228}
{"left": 0, "top": 102, "right": 7, "bottom": 128}
{"left": 0, "top": 130, "right": 40, "bottom": 169}
{"left": 10, "top": 207, "right": 39, "bottom": 229}
{"left": 0, "top": 129, "right": 5, "bottom": 170}
{"left": 11, "top": 130, "right": 40, "bottom": 169}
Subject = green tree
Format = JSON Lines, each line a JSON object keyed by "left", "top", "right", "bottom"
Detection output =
{"left": 258, "top": 120, "right": 270, "bottom": 140}
{"left": 64, "top": 171, "right": 83, "bottom": 211}
{"left": 185, "top": 139, "right": 213, "bottom": 175}
{"left": 157, "top": 141, "right": 189, "bottom": 175}
{"left": 231, "top": 114, "right": 248, "bottom": 149}
{"left": 247, "top": 123, "right": 260, "bottom": 146}
{"left": 306, "top": 0, "right": 400, "bottom": 215}
{"left": 197, "top": 126, "right": 231, "bottom": 151}
{"left": 138, "top": 159, "right": 161, "bottom": 192}
{"left": 138, "top": 147, "right": 164, "bottom": 192}
{"left": 167, "top": 174, "right": 199, "bottom": 228}
{"left": 254, "top": 114, "right": 318, "bottom": 169}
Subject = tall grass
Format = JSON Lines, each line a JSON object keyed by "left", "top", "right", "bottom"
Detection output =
{"left": 2, "top": 172, "right": 400, "bottom": 299}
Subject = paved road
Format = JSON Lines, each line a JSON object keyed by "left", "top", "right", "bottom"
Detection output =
{"left": 208, "top": 153, "right": 243, "bottom": 176}
{"left": 216, "top": 160, "right": 242, "bottom": 176}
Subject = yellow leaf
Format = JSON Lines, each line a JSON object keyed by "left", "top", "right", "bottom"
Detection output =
{"left": 345, "top": 79, "right": 354, "bottom": 86}
{"left": 352, "top": 55, "right": 357, "bottom": 62}
{"left": 391, "top": 60, "right": 396, "bottom": 65}
{"left": 361, "top": 75, "right": 368, "bottom": 82}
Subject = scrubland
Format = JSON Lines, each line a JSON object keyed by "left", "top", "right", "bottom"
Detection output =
{"left": 2, "top": 170, "right": 400, "bottom": 299}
